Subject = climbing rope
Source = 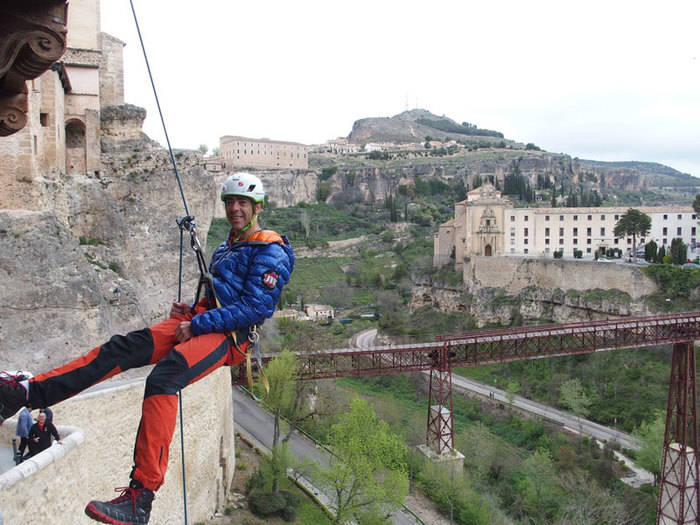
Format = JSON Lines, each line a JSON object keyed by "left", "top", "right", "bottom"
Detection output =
{"left": 128, "top": 1, "right": 190, "bottom": 522}
{"left": 127, "top": 2, "right": 272, "bottom": 520}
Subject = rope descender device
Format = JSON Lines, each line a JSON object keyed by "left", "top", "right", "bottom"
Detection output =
{"left": 176, "top": 215, "right": 270, "bottom": 401}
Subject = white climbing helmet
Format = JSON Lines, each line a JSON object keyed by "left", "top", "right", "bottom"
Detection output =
{"left": 220, "top": 172, "right": 265, "bottom": 204}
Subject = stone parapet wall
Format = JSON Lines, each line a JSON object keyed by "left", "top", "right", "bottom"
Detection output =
{"left": 0, "top": 367, "right": 235, "bottom": 524}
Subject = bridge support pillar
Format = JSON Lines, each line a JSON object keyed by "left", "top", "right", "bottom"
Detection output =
{"left": 657, "top": 342, "right": 700, "bottom": 525}
{"left": 426, "top": 346, "right": 454, "bottom": 455}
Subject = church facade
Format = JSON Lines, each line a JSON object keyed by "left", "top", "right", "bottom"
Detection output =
{"left": 434, "top": 183, "right": 697, "bottom": 269}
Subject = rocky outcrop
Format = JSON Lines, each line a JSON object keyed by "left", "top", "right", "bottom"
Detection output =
{"left": 411, "top": 258, "right": 657, "bottom": 327}
{"left": 348, "top": 109, "right": 509, "bottom": 146}
{"left": 0, "top": 106, "right": 216, "bottom": 372}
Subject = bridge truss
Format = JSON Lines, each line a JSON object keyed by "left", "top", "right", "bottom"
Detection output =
{"left": 235, "top": 311, "right": 700, "bottom": 524}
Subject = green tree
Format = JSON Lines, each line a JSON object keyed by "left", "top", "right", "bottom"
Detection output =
{"left": 559, "top": 378, "right": 591, "bottom": 436}
{"left": 670, "top": 237, "right": 687, "bottom": 265}
{"left": 312, "top": 397, "right": 408, "bottom": 524}
{"left": 265, "top": 350, "right": 313, "bottom": 491}
{"left": 645, "top": 240, "right": 658, "bottom": 262}
{"left": 516, "top": 449, "right": 561, "bottom": 522}
{"left": 635, "top": 410, "right": 665, "bottom": 486}
{"left": 198, "top": 144, "right": 208, "bottom": 155}
{"left": 657, "top": 245, "right": 666, "bottom": 264}
{"left": 613, "top": 209, "right": 651, "bottom": 261}
{"left": 505, "top": 381, "right": 519, "bottom": 416}
{"left": 693, "top": 194, "right": 700, "bottom": 215}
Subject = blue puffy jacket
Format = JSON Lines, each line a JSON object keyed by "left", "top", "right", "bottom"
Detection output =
{"left": 190, "top": 230, "right": 295, "bottom": 336}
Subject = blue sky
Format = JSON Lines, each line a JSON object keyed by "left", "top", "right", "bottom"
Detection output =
{"left": 100, "top": 0, "right": 700, "bottom": 177}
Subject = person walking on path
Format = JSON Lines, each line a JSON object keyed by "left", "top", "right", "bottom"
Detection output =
{"left": 15, "top": 404, "right": 32, "bottom": 463}
{"left": 0, "top": 173, "right": 294, "bottom": 525}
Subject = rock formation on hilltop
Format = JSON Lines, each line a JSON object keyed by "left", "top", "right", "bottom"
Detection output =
{"left": 348, "top": 109, "right": 510, "bottom": 145}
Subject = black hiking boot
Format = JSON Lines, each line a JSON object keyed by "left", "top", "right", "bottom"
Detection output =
{"left": 85, "top": 480, "right": 154, "bottom": 525}
{"left": 0, "top": 372, "right": 29, "bottom": 424}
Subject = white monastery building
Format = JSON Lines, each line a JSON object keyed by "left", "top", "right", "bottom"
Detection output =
{"left": 434, "top": 183, "right": 697, "bottom": 269}
{"left": 219, "top": 135, "right": 308, "bottom": 170}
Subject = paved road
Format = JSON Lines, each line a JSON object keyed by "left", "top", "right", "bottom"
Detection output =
{"left": 354, "top": 328, "right": 378, "bottom": 349}
{"left": 449, "top": 375, "right": 641, "bottom": 450}
{"left": 233, "top": 388, "right": 421, "bottom": 525}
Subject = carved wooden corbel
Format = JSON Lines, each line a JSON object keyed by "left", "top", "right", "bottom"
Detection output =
{"left": 0, "top": 0, "right": 68, "bottom": 136}
{"left": 0, "top": 92, "right": 28, "bottom": 136}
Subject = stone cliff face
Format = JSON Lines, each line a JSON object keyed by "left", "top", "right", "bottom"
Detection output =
{"left": 0, "top": 105, "right": 216, "bottom": 372}
{"left": 411, "top": 257, "right": 659, "bottom": 326}
{"left": 311, "top": 148, "right": 697, "bottom": 204}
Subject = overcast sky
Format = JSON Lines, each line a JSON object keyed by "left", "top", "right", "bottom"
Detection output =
{"left": 100, "top": 0, "right": 700, "bottom": 177}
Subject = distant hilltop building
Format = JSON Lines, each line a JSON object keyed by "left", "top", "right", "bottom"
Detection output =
{"left": 325, "top": 137, "right": 361, "bottom": 154}
{"left": 434, "top": 182, "right": 697, "bottom": 268}
{"left": 219, "top": 135, "right": 308, "bottom": 169}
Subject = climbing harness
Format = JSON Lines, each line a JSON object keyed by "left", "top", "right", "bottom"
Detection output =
{"left": 176, "top": 216, "right": 270, "bottom": 401}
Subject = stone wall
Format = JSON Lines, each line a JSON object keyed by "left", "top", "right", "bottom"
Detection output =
{"left": 99, "top": 33, "right": 125, "bottom": 108}
{"left": 0, "top": 367, "right": 235, "bottom": 524}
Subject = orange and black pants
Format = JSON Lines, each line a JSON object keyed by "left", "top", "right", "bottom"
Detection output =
{"left": 27, "top": 307, "right": 248, "bottom": 491}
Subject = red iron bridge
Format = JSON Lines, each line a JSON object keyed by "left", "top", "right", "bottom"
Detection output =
{"left": 235, "top": 311, "right": 700, "bottom": 524}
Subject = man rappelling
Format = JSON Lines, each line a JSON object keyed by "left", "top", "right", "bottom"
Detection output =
{"left": 0, "top": 172, "right": 294, "bottom": 525}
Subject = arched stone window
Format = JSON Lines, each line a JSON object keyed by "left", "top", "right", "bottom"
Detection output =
{"left": 65, "top": 119, "right": 86, "bottom": 173}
